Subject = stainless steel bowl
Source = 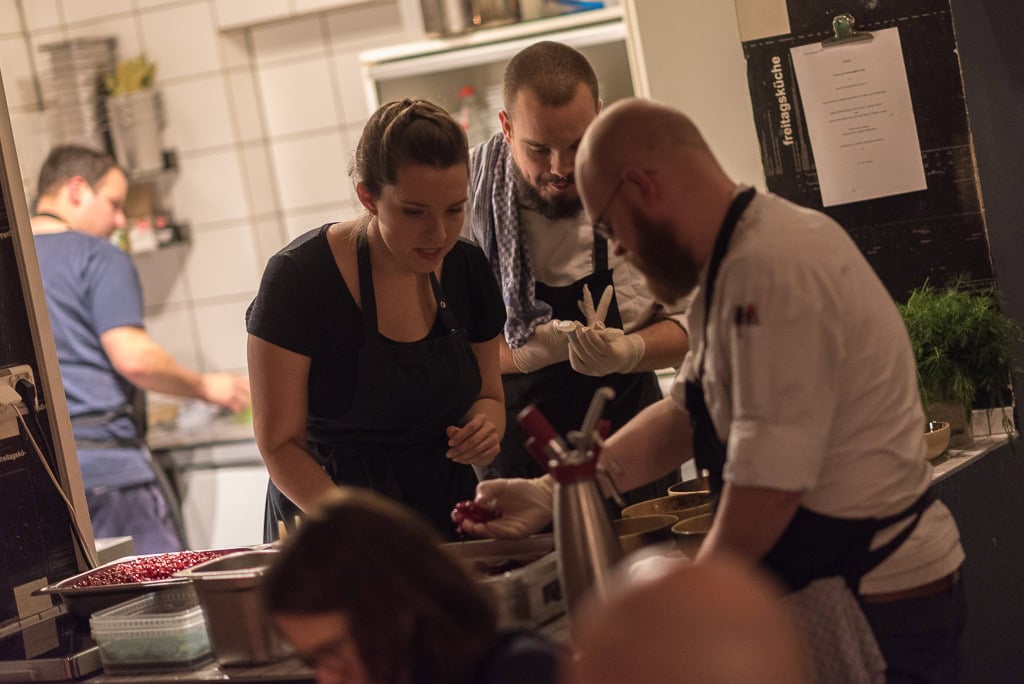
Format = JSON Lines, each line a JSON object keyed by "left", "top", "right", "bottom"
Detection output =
{"left": 620, "top": 493, "right": 711, "bottom": 521}
{"left": 613, "top": 514, "right": 677, "bottom": 553}
{"left": 671, "top": 513, "right": 712, "bottom": 560}
{"left": 667, "top": 475, "right": 712, "bottom": 496}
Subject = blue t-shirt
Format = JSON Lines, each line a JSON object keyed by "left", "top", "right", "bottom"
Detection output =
{"left": 34, "top": 231, "right": 153, "bottom": 490}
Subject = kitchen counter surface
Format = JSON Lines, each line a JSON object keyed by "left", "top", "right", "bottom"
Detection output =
{"left": 928, "top": 433, "right": 1010, "bottom": 482}
{"left": 147, "top": 412, "right": 254, "bottom": 453}
{"left": 82, "top": 658, "right": 313, "bottom": 682}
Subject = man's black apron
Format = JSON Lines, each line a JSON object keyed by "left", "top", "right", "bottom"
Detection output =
{"left": 72, "top": 389, "right": 189, "bottom": 547}
{"left": 684, "top": 188, "right": 934, "bottom": 592}
{"left": 264, "top": 226, "right": 482, "bottom": 542}
{"left": 486, "top": 234, "right": 678, "bottom": 506}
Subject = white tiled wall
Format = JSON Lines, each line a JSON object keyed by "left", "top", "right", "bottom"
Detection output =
{"left": 3, "top": 0, "right": 417, "bottom": 376}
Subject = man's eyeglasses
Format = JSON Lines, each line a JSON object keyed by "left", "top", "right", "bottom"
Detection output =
{"left": 591, "top": 176, "right": 625, "bottom": 242}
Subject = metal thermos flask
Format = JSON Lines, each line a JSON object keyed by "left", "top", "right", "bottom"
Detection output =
{"left": 551, "top": 456, "right": 623, "bottom": 619}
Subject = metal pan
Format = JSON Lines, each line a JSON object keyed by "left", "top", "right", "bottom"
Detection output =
{"left": 35, "top": 548, "right": 249, "bottom": 619}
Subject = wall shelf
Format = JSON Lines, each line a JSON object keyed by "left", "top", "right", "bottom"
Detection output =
{"left": 361, "top": 7, "right": 624, "bottom": 79}
{"left": 359, "top": 7, "right": 632, "bottom": 146}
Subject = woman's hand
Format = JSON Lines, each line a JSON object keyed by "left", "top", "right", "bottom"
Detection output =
{"left": 446, "top": 413, "right": 500, "bottom": 465}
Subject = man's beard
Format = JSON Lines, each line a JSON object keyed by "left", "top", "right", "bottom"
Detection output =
{"left": 627, "top": 210, "right": 699, "bottom": 305}
{"left": 512, "top": 162, "right": 583, "bottom": 221}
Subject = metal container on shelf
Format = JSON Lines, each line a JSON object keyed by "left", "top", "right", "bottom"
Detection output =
{"left": 420, "top": 0, "right": 519, "bottom": 35}
{"left": 105, "top": 89, "right": 165, "bottom": 174}
{"left": 175, "top": 549, "right": 292, "bottom": 666}
{"left": 37, "top": 37, "right": 117, "bottom": 150}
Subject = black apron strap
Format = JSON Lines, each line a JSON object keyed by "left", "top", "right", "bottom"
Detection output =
{"left": 696, "top": 186, "right": 757, "bottom": 376}
{"left": 858, "top": 489, "right": 936, "bottom": 579}
{"left": 427, "top": 271, "right": 459, "bottom": 332}
{"left": 356, "top": 221, "right": 379, "bottom": 343}
{"left": 593, "top": 233, "right": 608, "bottom": 272}
{"left": 686, "top": 187, "right": 757, "bottom": 500}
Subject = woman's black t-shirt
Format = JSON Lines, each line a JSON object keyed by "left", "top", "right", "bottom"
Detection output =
{"left": 246, "top": 223, "right": 505, "bottom": 420}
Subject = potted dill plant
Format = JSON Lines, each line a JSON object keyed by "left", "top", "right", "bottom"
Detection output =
{"left": 898, "top": 277, "right": 1022, "bottom": 447}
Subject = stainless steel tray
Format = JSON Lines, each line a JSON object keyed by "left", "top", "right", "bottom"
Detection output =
{"left": 443, "top": 535, "right": 564, "bottom": 629}
{"left": 36, "top": 548, "right": 248, "bottom": 619}
{"left": 175, "top": 550, "right": 292, "bottom": 666}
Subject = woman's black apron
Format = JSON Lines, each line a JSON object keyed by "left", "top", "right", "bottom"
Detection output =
{"left": 487, "top": 234, "right": 677, "bottom": 506}
{"left": 684, "top": 188, "right": 933, "bottom": 592}
{"left": 264, "top": 227, "right": 482, "bottom": 542}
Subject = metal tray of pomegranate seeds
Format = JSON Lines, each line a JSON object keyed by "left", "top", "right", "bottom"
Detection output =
{"left": 442, "top": 535, "right": 564, "bottom": 629}
{"left": 36, "top": 548, "right": 249, "bottom": 619}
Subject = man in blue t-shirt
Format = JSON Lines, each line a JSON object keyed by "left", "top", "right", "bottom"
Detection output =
{"left": 31, "top": 145, "right": 250, "bottom": 554}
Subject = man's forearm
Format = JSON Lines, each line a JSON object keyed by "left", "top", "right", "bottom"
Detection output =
{"left": 697, "top": 483, "right": 802, "bottom": 565}
{"left": 604, "top": 397, "right": 692, "bottom": 492}
{"left": 632, "top": 319, "right": 689, "bottom": 372}
{"left": 499, "top": 341, "right": 520, "bottom": 375}
{"left": 121, "top": 343, "right": 207, "bottom": 397}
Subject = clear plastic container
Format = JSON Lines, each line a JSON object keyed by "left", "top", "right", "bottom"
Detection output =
{"left": 89, "top": 588, "right": 212, "bottom": 673}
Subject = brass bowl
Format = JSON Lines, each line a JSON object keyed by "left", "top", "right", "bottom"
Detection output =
{"left": 620, "top": 493, "right": 711, "bottom": 522}
{"left": 671, "top": 513, "right": 712, "bottom": 560}
{"left": 924, "top": 420, "right": 951, "bottom": 460}
{"left": 667, "top": 475, "right": 712, "bottom": 496}
{"left": 613, "top": 514, "right": 677, "bottom": 554}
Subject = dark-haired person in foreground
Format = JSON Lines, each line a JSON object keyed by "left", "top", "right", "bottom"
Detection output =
{"left": 247, "top": 99, "right": 506, "bottom": 542}
{"left": 465, "top": 41, "right": 689, "bottom": 504}
{"left": 31, "top": 144, "right": 250, "bottom": 553}
{"left": 264, "top": 487, "right": 560, "bottom": 684}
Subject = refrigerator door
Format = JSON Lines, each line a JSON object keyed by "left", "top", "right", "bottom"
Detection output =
{"left": 622, "top": 0, "right": 765, "bottom": 188}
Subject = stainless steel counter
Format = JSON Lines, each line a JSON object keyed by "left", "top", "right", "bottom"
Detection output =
{"left": 82, "top": 658, "right": 313, "bottom": 682}
{"left": 147, "top": 403, "right": 266, "bottom": 550}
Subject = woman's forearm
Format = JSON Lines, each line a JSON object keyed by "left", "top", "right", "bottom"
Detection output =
{"left": 467, "top": 396, "right": 505, "bottom": 440}
{"left": 259, "top": 440, "right": 337, "bottom": 513}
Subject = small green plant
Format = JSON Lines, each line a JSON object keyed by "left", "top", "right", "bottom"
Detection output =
{"left": 105, "top": 55, "right": 156, "bottom": 95}
{"left": 899, "top": 276, "right": 1022, "bottom": 426}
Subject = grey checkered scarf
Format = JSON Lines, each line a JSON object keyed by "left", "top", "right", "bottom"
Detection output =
{"left": 470, "top": 133, "right": 552, "bottom": 349}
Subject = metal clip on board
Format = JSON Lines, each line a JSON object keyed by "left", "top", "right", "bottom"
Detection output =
{"left": 822, "top": 13, "right": 873, "bottom": 48}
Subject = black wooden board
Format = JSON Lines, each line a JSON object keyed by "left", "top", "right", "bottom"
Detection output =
{"left": 0, "top": 148, "right": 80, "bottom": 628}
{"left": 740, "top": 0, "right": 995, "bottom": 301}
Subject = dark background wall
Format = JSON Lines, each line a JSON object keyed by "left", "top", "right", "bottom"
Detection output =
{"left": 740, "top": 0, "right": 997, "bottom": 302}
{"left": 948, "top": 0, "right": 1024, "bottom": 387}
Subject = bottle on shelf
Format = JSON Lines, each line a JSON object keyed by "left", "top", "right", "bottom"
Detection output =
{"left": 456, "top": 85, "right": 488, "bottom": 147}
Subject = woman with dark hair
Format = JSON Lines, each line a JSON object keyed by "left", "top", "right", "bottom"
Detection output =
{"left": 263, "top": 487, "right": 561, "bottom": 684}
{"left": 247, "top": 99, "right": 506, "bottom": 542}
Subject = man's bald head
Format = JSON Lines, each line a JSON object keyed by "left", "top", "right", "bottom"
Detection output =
{"left": 562, "top": 557, "right": 809, "bottom": 684}
{"left": 577, "top": 98, "right": 716, "bottom": 207}
{"left": 573, "top": 99, "right": 737, "bottom": 305}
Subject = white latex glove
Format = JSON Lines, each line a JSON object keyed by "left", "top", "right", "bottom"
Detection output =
{"left": 510, "top": 320, "right": 571, "bottom": 373}
{"left": 568, "top": 325, "right": 646, "bottom": 376}
{"left": 578, "top": 284, "right": 614, "bottom": 327}
{"left": 458, "top": 477, "right": 554, "bottom": 539}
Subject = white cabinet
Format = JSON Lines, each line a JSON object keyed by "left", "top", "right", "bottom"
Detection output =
{"left": 358, "top": 3, "right": 765, "bottom": 186}
{"left": 621, "top": 0, "right": 764, "bottom": 187}
{"left": 359, "top": 8, "right": 635, "bottom": 146}
{"left": 216, "top": 0, "right": 375, "bottom": 31}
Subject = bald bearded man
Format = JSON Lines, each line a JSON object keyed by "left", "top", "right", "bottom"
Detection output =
{"left": 463, "top": 99, "right": 966, "bottom": 682}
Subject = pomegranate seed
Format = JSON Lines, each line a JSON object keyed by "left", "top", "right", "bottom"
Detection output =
{"left": 71, "top": 550, "right": 231, "bottom": 588}
{"left": 451, "top": 500, "right": 502, "bottom": 526}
